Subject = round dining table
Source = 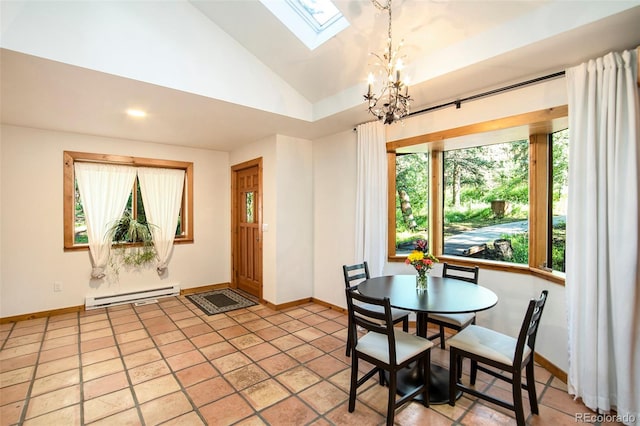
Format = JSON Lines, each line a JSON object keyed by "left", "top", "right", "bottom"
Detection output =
{"left": 357, "top": 274, "right": 498, "bottom": 404}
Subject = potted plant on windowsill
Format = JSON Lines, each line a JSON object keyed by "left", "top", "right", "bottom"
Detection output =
{"left": 107, "top": 212, "right": 157, "bottom": 274}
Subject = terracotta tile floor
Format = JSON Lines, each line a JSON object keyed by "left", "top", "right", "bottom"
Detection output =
{"left": 0, "top": 296, "right": 616, "bottom": 425}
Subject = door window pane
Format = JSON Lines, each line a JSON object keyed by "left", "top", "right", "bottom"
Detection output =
{"left": 245, "top": 192, "right": 255, "bottom": 223}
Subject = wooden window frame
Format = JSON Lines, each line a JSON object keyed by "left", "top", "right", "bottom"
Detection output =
{"left": 387, "top": 106, "right": 568, "bottom": 285}
{"left": 63, "top": 151, "right": 194, "bottom": 251}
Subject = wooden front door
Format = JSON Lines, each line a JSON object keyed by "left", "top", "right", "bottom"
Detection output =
{"left": 232, "top": 159, "right": 262, "bottom": 298}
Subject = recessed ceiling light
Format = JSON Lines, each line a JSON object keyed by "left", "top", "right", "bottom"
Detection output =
{"left": 126, "top": 109, "right": 147, "bottom": 118}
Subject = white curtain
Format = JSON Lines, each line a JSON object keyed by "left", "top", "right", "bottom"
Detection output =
{"left": 355, "top": 120, "right": 388, "bottom": 276}
{"left": 565, "top": 49, "right": 640, "bottom": 423}
{"left": 138, "top": 167, "right": 185, "bottom": 274}
{"left": 75, "top": 163, "right": 137, "bottom": 279}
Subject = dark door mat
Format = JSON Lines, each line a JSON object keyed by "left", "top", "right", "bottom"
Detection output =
{"left": 186, "top": 288, "right": 257, "bottom": 315}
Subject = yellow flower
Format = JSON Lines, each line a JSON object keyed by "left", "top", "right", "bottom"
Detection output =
{"left": 407, "top": 250, "right": 424, "bottom": 262}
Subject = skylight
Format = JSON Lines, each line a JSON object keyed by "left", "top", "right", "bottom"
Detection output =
{"left": 259, "top": 0, "right": 349, "bottom": 50}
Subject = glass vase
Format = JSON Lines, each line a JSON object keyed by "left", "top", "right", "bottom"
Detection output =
{"left": 416, "top": 271, "right": 427, "bottom": 290}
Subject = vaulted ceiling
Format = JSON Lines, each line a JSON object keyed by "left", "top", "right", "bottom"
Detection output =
{"left": 2, "top": 1, "right": 640, "bottom": 151}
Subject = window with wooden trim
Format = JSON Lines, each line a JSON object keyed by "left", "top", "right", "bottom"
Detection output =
{"left": 387, "top": 107, "right": 568, "bottom": 281}
{"left": 63, "top": 151, "right": 194, "bottom": 250}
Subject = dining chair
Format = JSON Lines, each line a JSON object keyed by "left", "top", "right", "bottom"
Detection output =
{"left": 343, "top": 262, "right": 410, "bottom": 356}
{"left": 345, "top": 287, "right": 432, "bottom": 426}
{"left": 447, "top": 290, "right": 549, "bottom": 426}
{"left": 427, "top": 263, "right": 480, "bottom": 348}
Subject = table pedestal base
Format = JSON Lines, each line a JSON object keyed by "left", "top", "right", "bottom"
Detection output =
{"left": 392, "top": 364, "right": 462, "bottom": 405}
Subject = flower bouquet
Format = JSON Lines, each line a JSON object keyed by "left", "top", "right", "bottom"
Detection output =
{"left": 405, "top": 239, "right": 438, "bottom": 290}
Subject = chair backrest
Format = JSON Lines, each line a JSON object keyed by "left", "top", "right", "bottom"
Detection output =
{"left": 514, "top": 290, "right": 549, "bottom": 367}
{"left": 345, "top": 287, "right": 397, "bottom": 364}
{"left": 343, "top": 262, "right": 370, "bottom": 289}
{"left": 443, "top": 263, "right": 480, "bottom": 284}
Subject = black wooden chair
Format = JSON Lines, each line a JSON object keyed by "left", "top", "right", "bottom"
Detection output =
{"left": 427, "top": 263, "right": 480, "bottom": 348}
{"left": 448, "top": 290, "right": 549, "bottom": 426}
{"left": 345, "top": 287, "right": 432, "bottom": 426}
{"left": 343, "top": 262, "right": 410, "bottom": 356}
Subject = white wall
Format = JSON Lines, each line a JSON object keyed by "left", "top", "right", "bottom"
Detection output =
{"left": 312, "top": 129, "right": 358, "bottom": 308}
{"left": 275, "top": 136, "right": 313, "bottom": 304}
{"left": 311, "top": 77, "right": 570, "bottom": 372}
{"left": 0, "top": 125, "right": 230, "bottom": 317}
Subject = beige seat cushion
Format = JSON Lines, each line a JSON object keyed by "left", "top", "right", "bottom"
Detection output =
{"left": 447, "top": 325, "right": 531, "bottom": 366}
{"left": 356, "top": 330, "right": 433, "bottom": 364}
{"left": 428, "top": 312, "right": 475, "bottom": 327}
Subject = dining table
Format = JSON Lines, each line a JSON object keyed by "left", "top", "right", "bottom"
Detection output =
{"left": 357, "top": 274, "right": 498, "bottom": 404}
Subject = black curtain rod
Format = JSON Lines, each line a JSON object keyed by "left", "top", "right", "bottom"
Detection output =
{"left": 408, "top": 70, "right": 566, "bottom": 117}
{"left": 353, "top": 70, "right": 566, "bottom": 130}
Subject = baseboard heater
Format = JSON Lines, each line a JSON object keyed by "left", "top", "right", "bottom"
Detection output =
{"left": 85, "top": 284, "right": 181, "bottom": 310}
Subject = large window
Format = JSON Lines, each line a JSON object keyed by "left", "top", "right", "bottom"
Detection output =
{"left": 64, "top": 151, "right": 193, "bottom": 250}
{"left": 388, "top": 106, "right": 568, "bottom": 283}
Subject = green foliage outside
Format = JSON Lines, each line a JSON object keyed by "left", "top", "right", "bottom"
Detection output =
{"left": 499, "top": 232, "right": 529, "bottom": 264}
{"left": 500, "top": 220, "right": 565, "bottom": 271}
{"left": 550, "top": 220, "right": 566, "bottom": 271}
{"left": 396, "top": 153, "right": 430, "bottom": 252}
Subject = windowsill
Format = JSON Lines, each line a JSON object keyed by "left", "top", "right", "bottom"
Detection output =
{"left": 388, "top": 254, "right": 565, "bottom": 286}
{"left": 64, "top": 238, "right": 194, "bottom": 252}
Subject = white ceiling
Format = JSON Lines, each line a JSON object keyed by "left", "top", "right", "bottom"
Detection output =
{"left": 2, "top": 1, "right": 640, "bottom": 152}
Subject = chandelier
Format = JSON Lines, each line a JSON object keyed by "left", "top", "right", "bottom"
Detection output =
{"left": 364, "top": 0, "right": 411, "bottom": 125}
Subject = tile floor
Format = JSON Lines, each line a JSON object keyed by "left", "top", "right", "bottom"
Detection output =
{"left": 0, "top": 294, "right": 617, "bottom": 425}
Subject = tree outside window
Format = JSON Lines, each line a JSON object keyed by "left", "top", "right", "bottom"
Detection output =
{"left": 395, "top": 152, "right": 429, "bottom": 255}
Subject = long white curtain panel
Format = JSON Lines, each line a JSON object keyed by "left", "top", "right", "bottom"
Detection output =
{"left": 138, "top": 167, "right": 185, "bottom": 274}
{"left": 355, "top": 120, "right": 388, "bottom": 277}
{"left": 74, "top": 162, "right": 137, "bottom": 279}
{"left": 565, "top": 49, "right": 640, "bottom": 424}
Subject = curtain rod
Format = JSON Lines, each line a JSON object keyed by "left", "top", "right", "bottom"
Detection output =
{"left": 353, "top": 70, "right": 566, "bottom": 130}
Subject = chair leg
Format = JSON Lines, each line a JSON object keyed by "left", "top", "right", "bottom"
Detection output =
{"left": 402, "top": 316, "right": 409, "bottom": 333}
{"left": 348, "top": 355, "right": 358, "bottom": 412}
{"left": 422, "top": 352, "right": 430, "bottom": 407}
{"left": 439, "top": 325, "right": 446, "bottom": 349}
{"left": 512, "top": 370, "right": 525, "bottom": 426}
{"left": 386, "top": 371, "right": 397, "bottom": 426}
{"left": 469, "top": 359, "right": 478, "bottom": 385}
{"left": 345, "top": 318, "right": 352, "bottom": 357}
{"left": 448, "top": 348, "right": 457, "bottom": 406}
{"left": 525, "top": 361, "right": 539, "bottom": 415}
